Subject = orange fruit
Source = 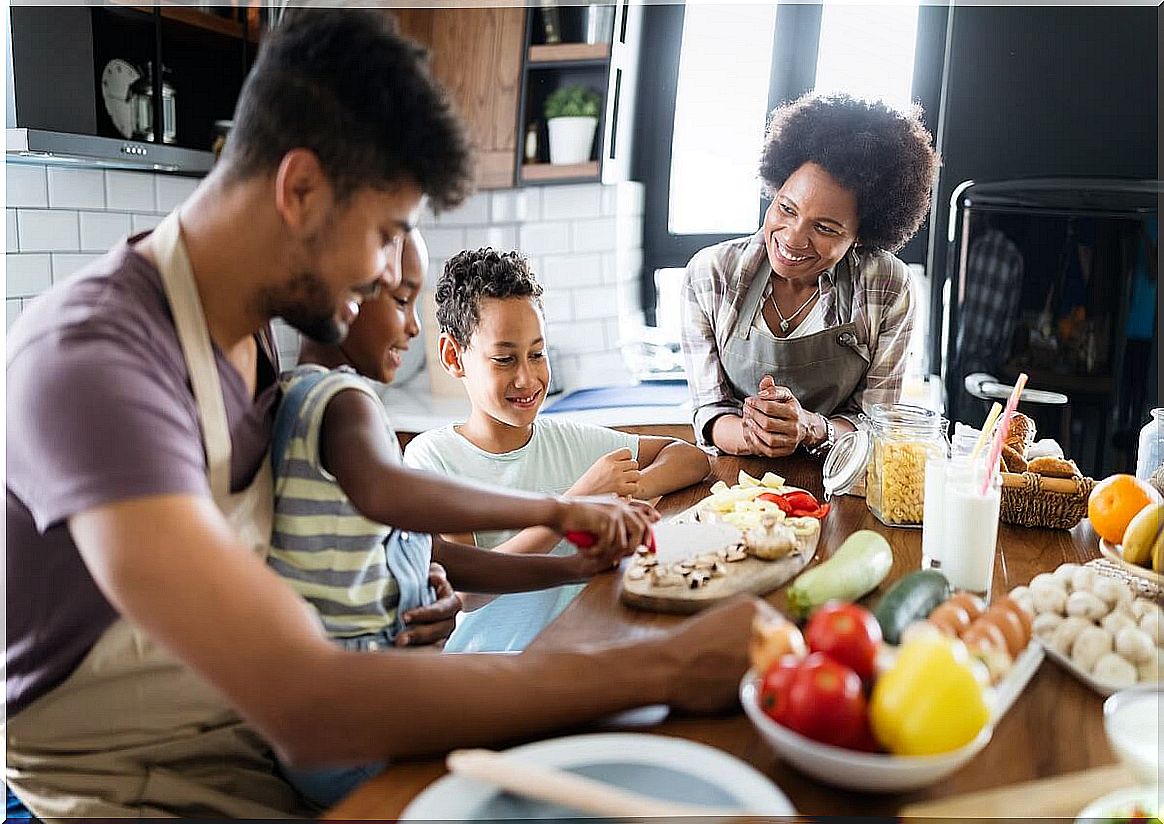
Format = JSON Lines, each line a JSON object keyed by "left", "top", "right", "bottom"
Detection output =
{"left": 1087, "top": 474, "right": 1163, "bottom": 544}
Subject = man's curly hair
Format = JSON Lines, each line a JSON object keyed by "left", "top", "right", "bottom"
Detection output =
{"left": 222, "top": 9, "right": 473, "bottom": 211}
{"left": 435, "top": 248, "right": 544, "bottom": 347}
{"left": 759, "top": 94, "right": 939, "bottom": 253}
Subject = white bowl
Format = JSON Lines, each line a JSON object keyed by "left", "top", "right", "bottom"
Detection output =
{"left": 1075, "top": 785, "right": 1162, "bottom": 823}
{"left": 740, "top": 669, "right": 992, "bottom": 793}
{"left": 1103, "top": 685, "right": 1163, "bottom": 786}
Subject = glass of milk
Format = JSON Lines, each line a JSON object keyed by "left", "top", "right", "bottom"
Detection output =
{"left": 941, "top": 465, "right": 1003, "bottom": 599}
{"left": 921, "top": 431, "right": 976, "bottom": 570}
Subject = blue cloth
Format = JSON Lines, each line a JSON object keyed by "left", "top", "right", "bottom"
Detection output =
{"left": 542, "top": 380, "right": 688, "bottom": 413}
{"left": 6, "top": 786, "right": 32, "bottom": 819}
{"left": 1126, "top": 218, "right": 1158, "bottom": 341}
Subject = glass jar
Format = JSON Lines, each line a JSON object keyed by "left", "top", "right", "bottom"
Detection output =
{"left": 1135, "top": 408, "right": 1163, "bottom": 482}
{"left": 865, "top": 404, "right": 948, "bottom": 527}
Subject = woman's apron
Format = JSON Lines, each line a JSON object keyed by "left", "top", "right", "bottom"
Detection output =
{"left": 4, "top": 211, "right": 313, "bottom": 819}
{"left": 719, "top": 253, "right": 871, "bottom": 417}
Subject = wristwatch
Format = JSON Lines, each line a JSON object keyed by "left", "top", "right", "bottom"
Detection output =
{"left": 805, "top": 414, "right": 836, "bottom": 458}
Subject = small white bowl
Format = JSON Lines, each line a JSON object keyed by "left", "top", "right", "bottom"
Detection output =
{"left": 1103, "top": 685, "right": 1163, "bottom": 786}
{"left": 740, "top": 669, "right": 992, "bottom": 793}
{"left": 1075, "top": 785, "right": 1162, "bottom": 823}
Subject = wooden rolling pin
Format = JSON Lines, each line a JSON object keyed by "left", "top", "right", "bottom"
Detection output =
{"left": 446, "top": 748, "right": 751, "bottom": 819}
{"left": 1000, "top": 472, "right": 1085, "bottom": 494}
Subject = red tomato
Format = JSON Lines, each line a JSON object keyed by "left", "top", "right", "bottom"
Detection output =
{"left": 769, "top": 653, "right": 869, "bottom": 749}
{"left": 758, "top": 655, "right": 803, "bottom": 723}
{"left": 757, "top": 493, "right": 793, "bottom": 513}
{"left": 805, "top": 602, "right": 882, "bottom": 682}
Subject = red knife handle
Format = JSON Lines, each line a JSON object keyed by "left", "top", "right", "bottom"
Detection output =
{"left": 564, "top": 531, "right": 597, "bottom": 549}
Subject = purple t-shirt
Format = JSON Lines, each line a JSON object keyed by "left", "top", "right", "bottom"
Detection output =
{"left": 5, "top": 236, "right": 279, "bottom": 716}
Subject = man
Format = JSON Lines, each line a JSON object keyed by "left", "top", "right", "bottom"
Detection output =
{"left": 5, "top": 10, "right": 760, "bottom": 817}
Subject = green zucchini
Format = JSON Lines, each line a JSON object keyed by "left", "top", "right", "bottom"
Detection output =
{"left": 873, "top": 569, "right": 952, "bottom": 644}
{"left": 787, "top": 530, "right": 893, "bottom": 618}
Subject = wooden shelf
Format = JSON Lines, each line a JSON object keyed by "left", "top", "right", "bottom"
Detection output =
{"left": 108, "top": 1, "right": 258, "bottom": 42}
{"left": 520, "top": 161, "right": 600, "bottom": 182}
{"left": 528, "top": 42, "right": 610, "bottom": 63}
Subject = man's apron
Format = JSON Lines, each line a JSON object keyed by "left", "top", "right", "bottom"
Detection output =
{"left": 5, "top": 211, "right": 313, "bottom": 818}
{"left": 719, "top": 253, "right": 871, "bottom": 417}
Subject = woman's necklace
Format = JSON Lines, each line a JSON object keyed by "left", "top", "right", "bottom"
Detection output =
{"left": 769, "top": 282, "right": 821, "bottom": 333}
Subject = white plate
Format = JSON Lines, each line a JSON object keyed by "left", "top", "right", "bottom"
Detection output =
{"left": 1099, "top": 538, "right": 1164, "bottom": 588}
{"left": 990, "top": 640, "right": 1045, "bottom": 720}
{"left": 1038, "top": 642, "right": 1126, "bottom": 693}
{"left": 400, "top": 732, "right": 795, "bottom": 820}
{"left": 1075, "top": 784, "right": 1162, "bottom": 822}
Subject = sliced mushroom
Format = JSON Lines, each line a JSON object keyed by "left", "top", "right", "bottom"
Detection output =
{"left": 626, "top": 567, "right": 646, "bottom": 581}
{"left": 688, "top": 570, "right": 711, "bottom": 589}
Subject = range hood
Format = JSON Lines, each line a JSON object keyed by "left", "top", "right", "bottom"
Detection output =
{"left": 6, "top": 128, "right": 213, "bottom": 176}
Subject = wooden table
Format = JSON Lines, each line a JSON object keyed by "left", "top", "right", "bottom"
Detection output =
{"left": 327, "top": 454, "right": 1114, "bottom": 819}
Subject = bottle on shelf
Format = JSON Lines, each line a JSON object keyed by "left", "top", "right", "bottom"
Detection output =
{"left": 524, "top": 121, "right": 540, "bottom": 163}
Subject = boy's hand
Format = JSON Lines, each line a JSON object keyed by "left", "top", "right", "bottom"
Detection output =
{"left": 557, "top": 496, "right": 659, "bottom": 558}
{"left": 568, "top": 448, "right": 641, "bottom": 498}
{"left": 397, "top": 563, "right": 462, "bottom": 647}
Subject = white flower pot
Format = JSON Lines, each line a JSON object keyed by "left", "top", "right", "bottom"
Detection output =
{"left": 547, "top": 116, "right": 598, "bottom": 165}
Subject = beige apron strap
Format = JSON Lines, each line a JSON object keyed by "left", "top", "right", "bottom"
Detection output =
{"left": 151, "top": 210, "right": 233, "bottom": 501}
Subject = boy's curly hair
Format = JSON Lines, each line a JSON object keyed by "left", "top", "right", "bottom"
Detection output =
{"left": 435, "top": 248, "right": 544, "bottom": 347}
{"left": 759, "top": 93, "right": 939, "bottom": 253}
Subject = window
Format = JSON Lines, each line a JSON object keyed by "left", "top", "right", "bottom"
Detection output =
{"left": 813, "top": 4, "right": 920, "bottom": 112}
{"left": 667, "top": 4, "right": 778, "bottom": 235}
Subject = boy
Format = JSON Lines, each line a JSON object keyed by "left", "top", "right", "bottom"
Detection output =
{"left": 404, "top": 248, "right": 711, "bottom": 652}
{"left": 268, "top": 232, "right": 654, "bottom": 806}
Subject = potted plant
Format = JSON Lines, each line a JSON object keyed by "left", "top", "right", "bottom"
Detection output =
{"left": 544, "top": 85, "right": 601, "bottom": 165}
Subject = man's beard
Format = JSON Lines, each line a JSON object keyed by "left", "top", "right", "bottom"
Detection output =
{"left": 259, "top": 268, "right": 346, "bottom": 345}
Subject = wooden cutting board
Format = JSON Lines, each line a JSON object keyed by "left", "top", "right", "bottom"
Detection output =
{"left": 899, "top": 765, "right": 1137, "bottom": 818}
{"left": 620, "top": 519, "right": 820, "bottom": 614}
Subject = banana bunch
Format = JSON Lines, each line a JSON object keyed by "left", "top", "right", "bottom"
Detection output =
{"left": 1122, "top": 503, "right": 1164, "bottom": 573}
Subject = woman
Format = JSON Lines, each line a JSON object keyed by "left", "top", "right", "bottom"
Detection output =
{"left": 681, "top": 93, "right": 939, "bottom": 457}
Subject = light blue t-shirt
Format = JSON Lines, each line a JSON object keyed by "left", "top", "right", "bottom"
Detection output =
{"left": 403, "top": 418, "right": 639, "bottom": 652}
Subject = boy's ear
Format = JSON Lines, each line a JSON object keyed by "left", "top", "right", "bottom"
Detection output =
{"left": 438, "top": 333, "right": 466, "bottom": 379}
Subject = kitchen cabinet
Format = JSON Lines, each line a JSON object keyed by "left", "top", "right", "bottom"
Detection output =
{"left": 393, "top": 7, "right": 525, "bottom": 190}
{"left": 392, "top": 3, "right": 640, "bottom": 190}
{"left": 517, "top": 2, "right": 641, "bottom": 186}
{"left": 7, "top": 4, "right": 257, "bottom": 174}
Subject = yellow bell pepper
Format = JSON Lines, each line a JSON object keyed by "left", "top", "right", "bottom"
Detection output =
{"left": 870, "top": 635, "right": 990, "bottom": 756}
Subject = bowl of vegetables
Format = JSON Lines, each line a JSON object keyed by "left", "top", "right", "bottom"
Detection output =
{"left": 741, "top": 666, "right": 992, "bottom": 792}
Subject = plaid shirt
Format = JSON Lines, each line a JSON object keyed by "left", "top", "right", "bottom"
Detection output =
{"left": 955, "top": 228, "right": 1024, "bottom": 375}
{"left": 680, "top": 231, "right": 915, "bottom": 446}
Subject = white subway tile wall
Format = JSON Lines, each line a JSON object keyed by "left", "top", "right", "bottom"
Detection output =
{"left": 6, "top": 162, "right": 645, "bottom": 394}
{"left": 421, "top": 181, "right": 646, "bottom": 392}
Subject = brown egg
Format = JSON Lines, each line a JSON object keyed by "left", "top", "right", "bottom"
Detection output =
{"left": 962, "top": 618, "right": 1007, "bottom": 653}
{"left": 984, "top": 606, "right": 1027, "bottom": 657}
{"left": 928, "top": 602, "right": 972, "bottom": 637}
{"left": 949, "top": 591, "right": 987, "bottom": 621}
{"left": 992, "top": 597, "right": 1033, "bottom": 644}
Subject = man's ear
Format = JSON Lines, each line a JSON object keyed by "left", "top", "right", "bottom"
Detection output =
{"left": 273, "top": 148, "right": 332, "bottom": 236}
{"left": 438, "top": 333, "right": 466, "bottom": 379}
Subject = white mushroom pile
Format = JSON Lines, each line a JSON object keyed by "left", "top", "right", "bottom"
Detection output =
{"left": 1013, "top": 563, "right": 1162, "bottom": 689}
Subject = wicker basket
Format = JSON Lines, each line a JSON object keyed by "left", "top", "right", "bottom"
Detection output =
{"left": 1151, "top": 465, "right": 1164, "bottom": 498}
{"left": 999, "top": 471, "right": 1095, "bottom": 530}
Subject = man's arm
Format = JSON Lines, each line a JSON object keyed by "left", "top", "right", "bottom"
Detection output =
{"left": 633, "top": 436, "right": 711, "bottom": 499}
{"left": 69, "top": 495, "right": 760, "bottom": 766}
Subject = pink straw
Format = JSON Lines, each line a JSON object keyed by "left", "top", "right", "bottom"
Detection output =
{"left": 981, "top": 373, "right": 1029, "bottom": 496}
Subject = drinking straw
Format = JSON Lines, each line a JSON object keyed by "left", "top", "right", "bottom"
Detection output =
{"left": 971, "top": 402, "right": 1004, "bottom": 462}
{"left": 981, "top": 373, "right": 1028, "bottom": 496}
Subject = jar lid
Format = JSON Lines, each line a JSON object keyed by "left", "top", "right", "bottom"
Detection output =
{"left": 822, "top": 428, "right": 871, "bottom": 500}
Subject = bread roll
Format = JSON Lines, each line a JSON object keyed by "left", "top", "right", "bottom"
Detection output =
{"left": 1027, "top": 456, "right": 1080, "bottom": 478}
{"left": 1001, "top": 444, "right": 1029, "bottom": 473}
{"left": 1005, "top": 412, "right": 1037, "bottom": 457}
